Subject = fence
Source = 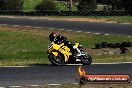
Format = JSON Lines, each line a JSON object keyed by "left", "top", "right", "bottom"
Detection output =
{"left": 0, "top": 10, "right": 132, "bottom": 16}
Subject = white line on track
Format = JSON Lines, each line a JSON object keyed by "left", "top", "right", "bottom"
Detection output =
{"left": 49, "top": 28, "right": 55, "bottom": 29}
{"left": 0, "top": 66, "right": 29, "bottom": 68}
{"left": 86, "top": 32, "right": 91, "bottom": 33}
{"left": 59, "top": 29, "right": 64, "bottom": 30}
{"left": 1, "top": 81, "right": 132, "bottom": 88}
{"left": 93, "top": 62, "right": 132, "bottom": 64}
{"left": 128, "top": 36, "right": 132, "bottom": 37}
{"left": 67, "top": 30, "right": 72, "bottom": 32}
{"left": 46, "top": 84, "right": 62, "bottom": 86}
{"left": 9, "top": 86, "right": 22, "bottom": 88}
{"left": 28, "top": 85, "right": 41, "bottom": 87}
{"left": 105, "top": 34, "right": 109, "bottom": 35}
{"left": 76, "top": 31, "right": 82, "bottom": 33}
{"left": 66, "top": 64, "right": 82, "bottom": 66}
{"left": 95, "top": 33, "right": 100, "bottom": 34}
{"left": 13, "top": 25, "right": 20, "bottom": 27}
{"left": 0, "top": 24, "right": 7, "bottom": 26}
{"left": 72, "top": 83, "right": 78, "bottom": 84}
{"left": 35, "top": 27, "right": 43, "bottom": 29}
{"left": 0, "top": 62, "right": 132, "bottom": 67}
{"left": 66, "top": 62, "right": 132, "bottom": 66}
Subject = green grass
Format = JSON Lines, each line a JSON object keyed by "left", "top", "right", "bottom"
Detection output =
{"left": 0, "top": 25, "right": 132, "bottom": 66}
{"left": 23, "top": 0, "right": 77, "bottom": 11}
{"left": 23, "top": 0, "right": 42, "bottom": 11}
{"left": 0, "top": 27, "right": 49, "bottom": 65}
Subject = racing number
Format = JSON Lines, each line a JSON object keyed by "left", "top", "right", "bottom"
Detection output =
{"left": 59, "top": 46, "right": 70, "bottom": 61}
{"left": 59, "top": 46, "right": 70, "bottom": 53}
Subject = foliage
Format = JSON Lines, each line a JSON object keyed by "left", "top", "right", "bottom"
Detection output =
{"left": 77, "top": 0, "right": 97, "bottom": 11}
{"left": 0, "top": 0, "right": 23, "bottom": 10}
{"left": 97, "top": 0, "right": 132, "bottom": 11}
{"left": 34, "top": 0, "right": 57, "bottom": 11}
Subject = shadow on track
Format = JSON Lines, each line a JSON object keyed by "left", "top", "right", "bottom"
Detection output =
{"left": 29, "top": 63, "right": 82, "bottom": 67}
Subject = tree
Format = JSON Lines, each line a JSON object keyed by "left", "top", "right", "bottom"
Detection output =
{"left": 35, "top": 0, "right": 57, "bottom": 11}
{"left": 96, "top": 0, "right": 107, "bottom": 4}
{"left": 0, "top": 0, "right": 23, "bottom": 10}
{"left": 77, "top": 0, "right": 97, "bottom": 11}
{"left": 56, "top": 0, "right": 80, "bottom": 11}
{"left": 110, "top": 0, "right": 125, "bottom": 10}
{"left": 106, "top": 0, "right": 132, "bottom": 10}
{"left": 123, "top": 0, "right": 132, "bottom": 11}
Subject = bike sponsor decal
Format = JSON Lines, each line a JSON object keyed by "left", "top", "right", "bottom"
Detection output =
{"left": 84, "top": 75, "right": 130, "bottom": 83}
{"left": 77, "top": 66, "right": 131, "bottom": 84}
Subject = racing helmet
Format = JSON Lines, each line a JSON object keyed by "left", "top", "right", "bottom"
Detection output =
{"left": 49, "top": 32, "right": 57, "bottom": 41}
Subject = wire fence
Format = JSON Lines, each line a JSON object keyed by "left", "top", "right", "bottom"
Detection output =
{"left": 0, "top": 10, "right": 132, "bottom": 16}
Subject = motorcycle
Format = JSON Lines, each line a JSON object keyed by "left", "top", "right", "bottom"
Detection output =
{"left": 47, "top": 42, "right": 92, "bottom": 65}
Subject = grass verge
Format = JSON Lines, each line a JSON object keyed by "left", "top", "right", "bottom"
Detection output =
{"left": 47, "top": 16, "right": 132, "bottom": 23}
{"left": 92, "top": 16, "right": 132, "bottom": 23}
{"left": 0, "top": 25, "right": 132, "bottom": 66}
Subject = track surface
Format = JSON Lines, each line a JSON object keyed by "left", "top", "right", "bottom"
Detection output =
{"left": 0, "top": 17, "right": 132, "bottom": 36}
{"left": 0, "top": 63, "right": 132, "bottom": 86}
{"left": 0, "top": 17, "right": 132, "bottom": 86}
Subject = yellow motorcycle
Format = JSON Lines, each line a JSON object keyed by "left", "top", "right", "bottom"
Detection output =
{"left": 47, "top": 42, "right": 92, "bottom": 65}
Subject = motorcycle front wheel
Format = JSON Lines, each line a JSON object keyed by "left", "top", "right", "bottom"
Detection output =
{"left": 48, "top": 53, "right": 65, "bottom": 66}
{"left": 80, "top": 55, "right": 92, "bottom": 65}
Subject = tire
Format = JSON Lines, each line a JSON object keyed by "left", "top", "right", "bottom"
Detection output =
{"left": 79, "top": 76, "right": 87, "bottom": 84}
{"left": 80, "top": 55, "right": 92, "bottom": 65}
{"left": 48, "top": 53, "right": 65, "bottom": 66}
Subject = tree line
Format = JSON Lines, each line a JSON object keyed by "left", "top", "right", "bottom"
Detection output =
{"left": 0, "top": 0, "right": 132, "bottom": 11}
{"left": 96, "top": 0, "right": 132, "bottom": 11}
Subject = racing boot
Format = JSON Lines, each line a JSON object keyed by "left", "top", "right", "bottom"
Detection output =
{"left": 73, "top": 46, "right": 85, "bottom": 57}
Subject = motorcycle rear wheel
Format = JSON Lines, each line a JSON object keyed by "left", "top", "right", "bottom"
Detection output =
{"left": 48, "top": 53, "right": 65, "bottom": 65}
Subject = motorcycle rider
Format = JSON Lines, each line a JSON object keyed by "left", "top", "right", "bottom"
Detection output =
{"left": 49, "top": 32, "right": 83, "bottom": 56}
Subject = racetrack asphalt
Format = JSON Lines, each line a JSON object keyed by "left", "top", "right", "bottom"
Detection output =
{"left": 0, "top": 17, "right": 132, "bottom": 36}
{"left": 0, "top": 63, "right": 132, "bottom": 86}
{"left": 0, "top": 17, "right": 132, "bottom": 87}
